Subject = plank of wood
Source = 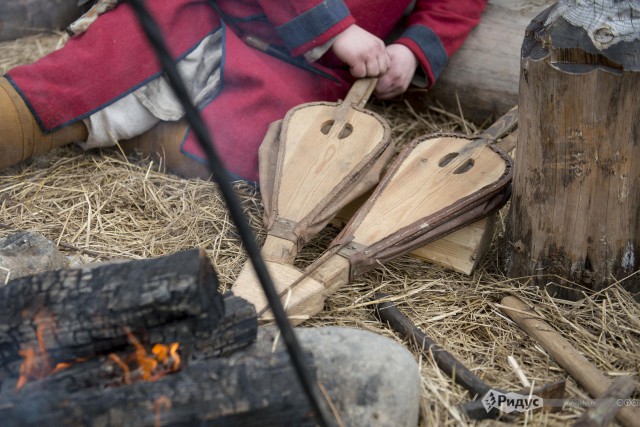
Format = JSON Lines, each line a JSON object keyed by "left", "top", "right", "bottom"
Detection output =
{"left": 332, "top": 193, "right": 496, "bottom": 275}
{"left": 410, "top": 215, "right": 496, "bottom": 274}
{"left": 418, "top": 0, "right": 556, "bottom": 123}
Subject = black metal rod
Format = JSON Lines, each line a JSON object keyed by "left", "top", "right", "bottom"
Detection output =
{"left": 374, "top": 294, "right": 492, "bottom": 397}
{"left": 123, "top": 1, "right": 336, "bottom": 425}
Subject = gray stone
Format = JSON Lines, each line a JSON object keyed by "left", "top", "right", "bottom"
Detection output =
{"left": 255, "top": 326, "right": 421, "bottom": 427}
{"left": 0, "top": 231, "right": 68, "bottom": 283}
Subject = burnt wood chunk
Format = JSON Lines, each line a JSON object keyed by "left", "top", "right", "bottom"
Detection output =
{"left": 3, "top": 293, "right": 257, "bottom": 394}
{"left": 0, "top": 249, "right": 225, "bottom": 376}
{"left": 0, "top": 349, "right": 316, "bottom": 427}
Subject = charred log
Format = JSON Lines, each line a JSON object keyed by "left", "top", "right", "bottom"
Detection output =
{"left": 0, "top": 349, "right": 316, "bottom": 427}
{"left": 4, "top": 294, "right": 257, "bottom": 394}
{"left": 0, "top": 249, "right": 225, "bottom": 376}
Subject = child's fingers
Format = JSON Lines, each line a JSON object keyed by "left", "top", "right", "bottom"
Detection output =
{"left": 378, "top": 51, "right": 391, "bottom": 75}
{"left": 350, "top": 62, "right": 367, "bottom": 78}
{"left": 365, "top": 51, "right": 391, "bottom": 77}
{"left": 365, "top": 58, "right": 380, "bottom": 76}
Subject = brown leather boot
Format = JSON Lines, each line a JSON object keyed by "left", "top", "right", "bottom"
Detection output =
{"left": 0, "top": 77, "right": 88, "bottom": 171}
{"left": 120, "top": 120, "right": 212, "bottom": 180}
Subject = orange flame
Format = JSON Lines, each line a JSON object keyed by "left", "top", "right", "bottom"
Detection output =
{"left": 109, "top": 353, "right": 131, "bottom": 385}
{"left": 152, "top": 342, "right": 181, "bottom": 371}
{"left": 125, "top": 329, "right": 158, "bottom": 381}
{"left": 122, "top": 328, "right": 181, "bottom": 382}
{"left": 154, "top": 396, "right": 172, "bottom": 427}
{"left": 16, "top": 312, "right": 70, "bottom": 391}
{"left": 17, "top": 321, "right": 183, "bottom": 390}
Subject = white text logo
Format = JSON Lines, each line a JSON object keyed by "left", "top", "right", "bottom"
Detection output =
{"left": 482, "top": 390, "right": 544, "bottom": 414}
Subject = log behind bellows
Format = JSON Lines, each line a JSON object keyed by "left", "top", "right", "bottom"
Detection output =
{"left": 422, "top": 0, "right": 555, "bottom": 123}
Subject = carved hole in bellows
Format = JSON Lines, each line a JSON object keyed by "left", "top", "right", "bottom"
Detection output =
{"left": 338, "top": 123, "right": 353, "bottom": 139}
{"left": 321, "top": 120, "right": 334, "bottom": 135}
{"left": 438, "top": 152, "right": 459, "bottom": 167}
{"left": 453, "top": 158, "right": 474, "bottom": 174}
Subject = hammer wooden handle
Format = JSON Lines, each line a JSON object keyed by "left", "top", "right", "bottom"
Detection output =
{"left": 500, "top": 296, "right": 639, "bottom": 427}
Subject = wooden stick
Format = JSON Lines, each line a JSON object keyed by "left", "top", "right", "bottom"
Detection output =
{"left": 500, "top": 296, "right": 640, "bottom": 427}
{"left": 573, "top": 376, "right": 636, "bottom": 427}
{"left": 375, "top": 295, "right": 566, "bottom": 420}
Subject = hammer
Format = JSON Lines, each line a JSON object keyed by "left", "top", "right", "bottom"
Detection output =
{"left": 500, "top": 296, "right": 639, "bottom": 427}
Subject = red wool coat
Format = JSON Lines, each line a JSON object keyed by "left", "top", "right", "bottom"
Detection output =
{"left": 6, "top": 0, "right": 486, "bottom": 182}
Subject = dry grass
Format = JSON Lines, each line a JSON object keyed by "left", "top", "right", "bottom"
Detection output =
{"left": 1, "top": 33, "right": 638, "bottom": 427}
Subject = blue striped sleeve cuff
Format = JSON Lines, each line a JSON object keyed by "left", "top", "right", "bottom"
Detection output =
{"left": 402, "top": 25, "right": 448, "bottom": 81}
{"left": 275, "top": 0, "right": 351, "bottom": 52}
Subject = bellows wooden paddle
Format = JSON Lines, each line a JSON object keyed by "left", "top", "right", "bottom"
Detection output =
{"left": 232, "top": 78, "right": 394, "bottom": 301}
{"left": 233, "top": 108, "right": 517, "bottom": 324}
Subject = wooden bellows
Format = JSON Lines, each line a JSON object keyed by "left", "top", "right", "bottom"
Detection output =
{"left": 233, "top": 94, "right": 517, "bottom": 324}
{"left": 260, "top": 78, "right": 392, "bottom": 255}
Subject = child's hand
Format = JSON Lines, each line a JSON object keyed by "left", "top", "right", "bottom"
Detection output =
{"left": 375, "top": 44, "right": 418, "bottom": 100}
{"left": 331, "top": 25, "right": 390, "bottom": 78}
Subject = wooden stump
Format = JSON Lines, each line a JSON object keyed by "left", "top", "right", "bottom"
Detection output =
{"left": 504, "top": 1, "right": 640, "bottom": 299}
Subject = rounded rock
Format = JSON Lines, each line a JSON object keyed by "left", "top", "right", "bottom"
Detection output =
{"left": 257, "top": 326, "right": 421, "bottom": 427}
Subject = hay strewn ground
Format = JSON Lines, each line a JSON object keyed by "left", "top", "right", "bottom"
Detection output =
{"left": 1, "top": 33, "right": 638, "bottom": 427}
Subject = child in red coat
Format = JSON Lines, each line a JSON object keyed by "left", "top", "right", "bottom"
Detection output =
{"left": 1, "top": 0, "right": 487, "bottom": 182}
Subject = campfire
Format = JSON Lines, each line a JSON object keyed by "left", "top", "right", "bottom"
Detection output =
{"left": 17, "top": 322, "right": 180, "bottom": 390}
{"left": 0, "top": 250, "right": 330, "bottom": 426}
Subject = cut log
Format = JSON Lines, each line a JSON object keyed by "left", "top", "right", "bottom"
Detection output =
{"left": 413, "top": 0, "right": 556, "bottom": 123}
{"left": 0, "top": 249, "right": 225, "bottom": 376}
{"left": 503, "top": 1, "right": 640, "bottom": 299}
{"left": 0, "top": 349, "right": 316, "bottom": 427}
{"left": 331, "top": 192, "right": 497, "bottom": 275}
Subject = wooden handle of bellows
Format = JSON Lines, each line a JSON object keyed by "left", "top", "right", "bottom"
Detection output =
{"left": 478, "top": 105, "right": 519, "bottom": 144}
{"left": 338, "top": 78, "right": 378, "bottom": 112}
{"left": 500, "top": 296, "right": 640, "bottom": 427}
